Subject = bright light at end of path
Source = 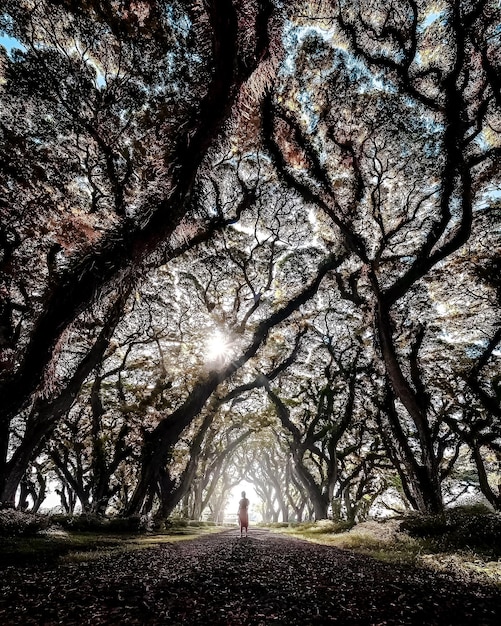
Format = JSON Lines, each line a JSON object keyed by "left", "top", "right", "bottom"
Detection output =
{"left": 225, "top": 482, "right": 262, "bottom": 524}
{"left": 206, "top": 331, "right": 231, "bottom": 363}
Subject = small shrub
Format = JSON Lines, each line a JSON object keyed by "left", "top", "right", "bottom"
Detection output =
{"left": 294, "top": 521, "right": 316, "bottom": 532}
{"left": 452, "top": 502, "right": 493, "bottom": 516}
{"left": 48, "top": 514, "right": 74, "bottom": 528}
{"left": 106, "top": 517, "right": 143, "bottom": 533}
{"left": 151, "top": 519, "right": 167, "bottom": 532}
{"left": 400, "top": 508, "right": 501, "bottom": 557}
{"left": 48, "top": 515, "right": 144, "bottom": 533}
{"left": 0, "top": 509, "right": 49, "bottom": 537}
{"left": 303, "top": 520, "right": 354, "bottom": 534}
{"left": 400, "top": 514, "right": 447, "bottom": 537}
{"left": 48, "top": 515, "right": 106, "bottom": 532}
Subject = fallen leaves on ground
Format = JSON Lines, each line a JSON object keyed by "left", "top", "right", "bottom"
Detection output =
{"left": 0, "top": 529, "right": 499, "bottom": 625}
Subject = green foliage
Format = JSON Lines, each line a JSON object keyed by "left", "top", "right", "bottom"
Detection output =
{"left": 0, "top": 524, "right": 223, "bottom": 567}
{"left": 49, "top": 514, "right": 145, "bottom": 533}
{"left": 259, "top": 520, "right": 354, "bottom": 532}
{"left": 167, "top": 516, "right": 189, "bottom": 527}
{"left": 400, "top": 507, "right": 501, "bottom": 557}
{"left": 272, "top": 515, "right": 501, "bottom": 586}
{"left": 0, "top": 509, "right": 49, "bottom": 536}
{"left": 1, "top": 0, "right": 500, "bottom": 531}
{"left": 156, "top": 517, "right": 208, "bottom": 534}
{"left": 295, "top": 520, "right": 355, "bottom": 534}
{"left": 0, "top": 532, "right": 124, "bottom": 566}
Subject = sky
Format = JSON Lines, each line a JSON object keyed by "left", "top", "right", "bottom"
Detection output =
{"left": 0, "top": 33, "right": 25, "bottom": 56}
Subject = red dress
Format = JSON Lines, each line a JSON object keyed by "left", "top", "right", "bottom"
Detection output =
{"left": 238, "top": 498, "right": 249, "bottom": 531}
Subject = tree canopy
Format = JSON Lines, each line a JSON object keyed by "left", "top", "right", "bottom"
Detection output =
{"left": 0, "top": 0, "right": 500, "bottom": 520}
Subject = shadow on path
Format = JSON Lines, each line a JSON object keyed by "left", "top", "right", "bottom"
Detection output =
{"left": 0, "top": 528, "right": 499, "bottom": 625}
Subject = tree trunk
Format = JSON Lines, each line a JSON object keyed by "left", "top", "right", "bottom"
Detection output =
{"left": 0, "top": 0, "right": 271, "bottom": 431}
{"left": 376, "top": 304, "right": 443, "bottom": 514}
{"left": 471, "top": 446, "right": 501, "bottom": 511}
{"left": 127, "top": 257, "right": 344, "bottom": 516}
{"left": 0, "top": 289, "right": 129, "bottom": 505}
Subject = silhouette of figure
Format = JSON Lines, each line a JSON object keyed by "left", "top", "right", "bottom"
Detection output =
{"left": 238, "top": 491, "right": 249, "bottom": 537}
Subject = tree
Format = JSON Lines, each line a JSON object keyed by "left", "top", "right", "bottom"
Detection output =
{"left": 442, "top": 328, "right": 501, "bottom": 510}
{"left": 125, "top": 251, "right": 345, "bottom": 515}
{"left": 1, "top": 0, "right": 499, "bottom": 519}
{"left": 261, "top": 0, "right": 501, "bottom": 513}
{"left": 0, "top": 0, "right": 277, "bottom": 504}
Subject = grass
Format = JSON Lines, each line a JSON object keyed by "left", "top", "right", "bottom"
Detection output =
{"left": 0, "top": 524, "right": 225, "bottom": 566}
{"left": 269, "top": 516, "right": 501, "bottom": 588}
{"left": 3, "top": 510, "right": 500, "bottom": 587}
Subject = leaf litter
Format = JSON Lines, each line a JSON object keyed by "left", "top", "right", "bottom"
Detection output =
{"left": 0, "top": 529, "right": 499, "bottom": 625}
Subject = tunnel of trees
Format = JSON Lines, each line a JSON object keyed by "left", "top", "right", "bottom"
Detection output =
{"left": 0, "top": 0, "right": 499, "bottom": 524}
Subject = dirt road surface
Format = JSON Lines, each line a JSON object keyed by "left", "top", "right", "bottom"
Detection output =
{"left": 1, "top": 529, "right": 500, "bottom": 625}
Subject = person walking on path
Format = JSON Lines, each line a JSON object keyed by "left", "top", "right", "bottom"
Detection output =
{"left": 238, "top": 491, "right": 249, "bottom": 537}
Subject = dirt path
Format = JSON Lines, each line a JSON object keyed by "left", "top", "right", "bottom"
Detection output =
{"left": 0, "top": 529, "right": 500, "bottom": 625}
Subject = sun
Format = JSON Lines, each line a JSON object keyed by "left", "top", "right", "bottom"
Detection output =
{"left": 206, "top": 331, "right": 231, "bottom": 363}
